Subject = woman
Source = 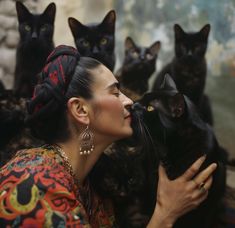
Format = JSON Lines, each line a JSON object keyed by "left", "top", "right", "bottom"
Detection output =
{"left": 0, "top": 45, "right": 217, "bottom": 227}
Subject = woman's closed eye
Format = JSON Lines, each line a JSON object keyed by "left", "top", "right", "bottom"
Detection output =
{"left": 113, "top": 90, "right": 121, "bottom": 97}
{"left": 107, "top": 82, "right": 121, "bottom": 97}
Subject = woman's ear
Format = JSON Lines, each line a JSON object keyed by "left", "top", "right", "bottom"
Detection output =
{"left": 67, "top": 97, "right": 90, "bottom": 125}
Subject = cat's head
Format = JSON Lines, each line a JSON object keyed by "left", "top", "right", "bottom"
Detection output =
{"left": 174, "top": 24, "right": 210, "bottom": 62}
{"left": 68, "top": 10, "right": 116, "bottom": 71}
{"left": 131, "top": 74, "right": 188, "bottom": 144}
{"left": 16, "top": 1, "right": 56, "bottom": 45}
{"left": 122, "top": 37, "right": 160, "bottom": 77}
{"left": 140, "top": 75, "right": 186, "bottom": 120}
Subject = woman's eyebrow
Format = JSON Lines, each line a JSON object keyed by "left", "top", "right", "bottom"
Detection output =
{"left": 106, "top": 82, "right": 120, "bottom": 90}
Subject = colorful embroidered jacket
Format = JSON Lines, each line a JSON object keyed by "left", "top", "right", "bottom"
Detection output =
{"left": 0, "top": 146, "right": 116, "bottom": 227}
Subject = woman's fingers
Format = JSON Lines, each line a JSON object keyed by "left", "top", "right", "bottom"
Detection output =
{"left": 193, "top": 163, "right": 217, "bottom": 188}
{"left": 191, "top": 190, "right": 209, "bottom": 210}
{"left": 191, "top": 176, "right": 213, "bottom": 199}
{"left": 181, "top": 155, "right": 207, "bottom": 180}
{"left": 158, "top": 164, "right": 168, "bottom": 180}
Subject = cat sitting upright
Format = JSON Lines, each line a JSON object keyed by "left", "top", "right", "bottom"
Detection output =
{"left": 14, "top": 1, "right": 56, "bottom": 98}
{"left": 137, "top": 74, "right": 227, "bottom": 228}
{"left": 68, "top": 10, "right": 116, "bottom": 71}
{"left": 116, "top": 37, "right": 160, "bottom": 101}
{"left": 152, "top": 24, "right": 213, "bottom": 125}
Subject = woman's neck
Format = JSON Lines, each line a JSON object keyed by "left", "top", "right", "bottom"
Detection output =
{"left": 57, "top": 137, "right": 110, "bottom": 185}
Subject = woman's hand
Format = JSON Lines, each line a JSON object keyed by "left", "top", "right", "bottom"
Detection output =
{"left": 147, "top": 155, "right": 217, "bottom": 228}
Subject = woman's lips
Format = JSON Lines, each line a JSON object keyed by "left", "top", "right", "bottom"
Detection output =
{"left": 124, "top": 114, "right": 131, "bottom": 120}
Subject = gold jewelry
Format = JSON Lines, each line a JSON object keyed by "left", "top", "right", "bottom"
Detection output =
{"left": 48, "top": 144, "right": 79, "bottom": 185}
{"left": 198, "top": 182, "right": 207, "bottom": 193}
{"left": 79, "top": 125, "right": 94, "bottom": 155}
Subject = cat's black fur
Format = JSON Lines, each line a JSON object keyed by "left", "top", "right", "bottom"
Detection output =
{"left": 0, "top": 90, "right": 25, "bottom": 150}
{"left": 116, "top": 37, "right": 160, "bottom": 101}
{"left": 90, "top": 108, "right": 157, "bottom": 228}
{"left": 0, "top": 89, "right": 42, "bottom": 167}
{"left": 137, "top": 74, "right": 227, "bottom": 228}
{"left": 152, "top": 24, "right": 213, "bottom": 125}
{"left": 0, "top": 81, "right": 5, "bottom": 97}
{"left": 90, "top": 149, "right": 155, "bottom": 228}
{"left": 68, "top": 10, "right": 116, "bottom": 71}
{"left": 14, "top": 1, "right": 56, "bottom": 98}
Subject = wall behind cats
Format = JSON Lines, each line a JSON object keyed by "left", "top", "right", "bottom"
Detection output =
{"left": 0, "top": 0, "right": 38, "bottom": 89}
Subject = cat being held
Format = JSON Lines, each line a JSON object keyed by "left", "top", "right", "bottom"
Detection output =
{"left": 136, "top": 74, "right": 227, "bottom": 228}
{"left": 90, "top": 150, "right": 154, "bottom": 228}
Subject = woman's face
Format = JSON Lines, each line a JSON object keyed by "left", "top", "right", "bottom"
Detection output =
{"left": 88, "top": 64, "right": 133, "bottom": 143}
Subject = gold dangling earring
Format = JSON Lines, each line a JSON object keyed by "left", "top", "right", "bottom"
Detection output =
{"left": 79, "top": 125, "right": 94, "bottom": 155}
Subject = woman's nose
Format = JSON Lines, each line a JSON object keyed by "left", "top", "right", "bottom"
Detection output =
{"left": 122, "top": 93, "right": 133, "bottom": 106}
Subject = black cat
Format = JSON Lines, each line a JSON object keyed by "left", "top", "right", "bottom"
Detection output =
{"left": 137, "top": 74, "right": 227, "bottom": 228}
{"left": 116, "top": 37, "right": 160, "bottom": 101}
{"left": 68, "top": 10, "right": 116, "bottom": 71}
{"left": 14, "top": 1, "right": 56, "bottom": 98}
{"left": 90, "top": 149, "right": 154, "bottom": 228}
{"left": 152, "top": 24, "right": 213, "bottom": 125}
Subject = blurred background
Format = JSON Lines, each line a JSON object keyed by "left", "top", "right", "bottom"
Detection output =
{"left": 0, "top": 0, "right": 235, "bottom": 158}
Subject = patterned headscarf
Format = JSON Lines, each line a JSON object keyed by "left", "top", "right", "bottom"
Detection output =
{"left": 27, "top": 45, "right": 80, "bottom": 121}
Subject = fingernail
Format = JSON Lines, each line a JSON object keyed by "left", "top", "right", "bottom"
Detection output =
{"left": 200, "top": 154, "right": 207, "bottom": 162}
{"left": 212, "top": 163, "right": 217, "bottom": 170}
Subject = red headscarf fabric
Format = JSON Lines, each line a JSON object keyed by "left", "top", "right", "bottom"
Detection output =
{"left": 26, "top": 45, "right": 80, "bottom": 120}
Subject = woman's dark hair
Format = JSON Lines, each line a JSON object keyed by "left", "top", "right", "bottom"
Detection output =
{"left": 26, "top": 45, "right": 101, "bottom": 143}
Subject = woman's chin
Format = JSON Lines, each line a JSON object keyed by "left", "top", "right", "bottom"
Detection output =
{"left": 120, "top": 127, "right": 133, "bottom": 139}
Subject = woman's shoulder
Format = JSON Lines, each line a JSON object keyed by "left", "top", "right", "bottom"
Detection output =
{"left": 0, "top": 146, "right": 92, "bottom": 227}
{"left": 0, "top": 145, "right": 73, "bottom": 191}
{"left": 1, "top": 146, "right": 57, "bottom": 169}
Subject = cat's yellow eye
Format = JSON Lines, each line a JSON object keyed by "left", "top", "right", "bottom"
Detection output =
{"left": 82, "top": 40, "right": 90, "bottom": 47}
{"left": 24, "top": 24, "right": 31, "bottom": 31}
{"left": 100, "top": 38, "right": 108, "bottom": 45}
{"left": 147, "top": 106, "right": 154, "bottom": 112}
{"left": 40, "top": 25, "right": 47, "bottom": 32}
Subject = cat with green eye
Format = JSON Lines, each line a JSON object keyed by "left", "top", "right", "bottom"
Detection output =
{"left": 14, "top": 1, "right": 56, "bottom": 98}
{"left": 68, "top": 10, "right": 116, "bottom": 72}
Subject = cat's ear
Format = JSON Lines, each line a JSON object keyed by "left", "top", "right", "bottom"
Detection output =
{"left": 174, "top": 24, "right": 185, "bottom": 40}
{"left": 169, "top": 93, "right": 185, "bottom": 118}
{"left": 200, "top": 24, "right": 211, "bottom": 39}
{"left": 68, "top": 17, "right": 86, "bottom": 38}
{"left": 16, "top": 1, "right": 31, "bottom": 23}
{"left": 125, "top": 37, "right": 136, "bottom": 51}
{"left": 149, "top": 41, "right": 161, "bottom": 56}
{"left": 101, "top": 10, "right": 116, "bottom": 33}
{"left": 42, "top": 2, "right": 56, "bottom": 24}
{"left": 160, "top": 74, "right": 178, "bottom": 91}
